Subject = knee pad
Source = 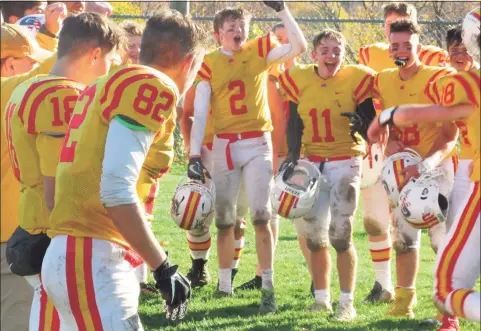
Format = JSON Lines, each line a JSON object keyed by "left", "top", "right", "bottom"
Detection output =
{"left": 329, "top": 220, "right": 353, "bottom": 253}
{"left": 306, "top": 237, "right": 329, "bottom": 252}
{"left": 392, "top": 235, "right": 418, "bottom": 254}
{"left": 363, "top": 216, "right": 388, "bottom": 236}
{"left": 215, "top": 204, "right": 236, "bottom": 229}
{"left": 250, "top": 208, "right": 271, "bottom": 224}
{"left": 330, "top": 237, "right": 352, "bottom": 253}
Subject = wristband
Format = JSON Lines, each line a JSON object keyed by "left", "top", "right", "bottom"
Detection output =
{"left": 378, "top": 106, "right": 398, "bottom": 127}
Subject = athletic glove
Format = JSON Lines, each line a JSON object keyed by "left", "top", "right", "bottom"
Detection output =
{"left": 153, "top": 258, "right": 191, "bottom": 321}
{"left": 278, "top": 154, "right": 298, "bottom": 181}
{"left": 187, "top": 156, "right": 211, "bottom": 184}
{"left": 263, "top": 1, "right": 285, "bottom": 12}
{"left": 340, "top": 111, "right": 368, "bottom": 144}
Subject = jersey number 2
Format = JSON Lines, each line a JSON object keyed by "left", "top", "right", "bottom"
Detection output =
{"left": 59, "top": 85, "right": 97, "bottom": 163}
{"left": 228, "top": 80, "right": 248, "bottom": 115}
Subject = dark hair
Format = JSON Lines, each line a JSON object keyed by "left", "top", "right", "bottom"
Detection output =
{"left": 120, "top": 20, "right": 144, "bottom": 37}
{"left": 213, "top": 7, "right": 251, "bottom": 33}
{"left": 446, "top": 25, "right": 463, "bottom": 50}
{"left": 312, "top": 29, "right": 346, "bottom": 49}
{"left": 383, "top": 2, "right": 418, "bottom": 24}
{"left": 2, "top": 1, "right": 44, "bottom": 21}
{"left": 57, "top": 12, "right": 123, "bottom": 59}
{"left": 389, "top": 19, "right": 421, "bottom": 36}
{"left": 140, "top": 9, "right": 206, "bottom": 69}
{"left": 272, "top": 23, "right": 285, "bottom": 33}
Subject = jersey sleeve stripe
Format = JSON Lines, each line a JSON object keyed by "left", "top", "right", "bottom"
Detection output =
{"left": 201, "top": 62, "right": 211, "bottom": 76}
{"left": 102, "top": 73, "right": 159, "bottom": 121}
{"left": 424, "top": 69, "right": 451, "bottom": 104}
{"left": 356, "top": 76, "right": 374, "bottom": 104}
{"left": 258, "top": 36, "right": 264, "bottom": 58}
{"left": 266, "top": 33, "right": 272, "bottom": 54}
{"left": 452, "top": 75, "right": 479, "bottom": 107}
{"left": 18, "top": 78, "right": 67, "bottom": 125}
{"left": 418, "top": 49, "right": 429, "bottom": 62}
{"left": 359, "top": 47, "right": 367, "bottom": 65}
{"left": 365, "top": 47, "right": 370, "bottom": 64}
{"left": 284, "top": 69, "right": 299, "bottom": 95}
{"left": 27, "top": 85, "right": 82, "bottom": 134}
{"left": 432, "top": 80, "right": 441, "bottom": 104}
{"left": 197, "top": 71, "right": 210, "bottom": 81}
{"left": 278, "top": 74, "right": 299, "bottom": 103}
{"left": 372, "top": 75, "right": 381, "bottom": 97}
{"left": 424, "top": 51, "right": 440, "bottom": 66}
{"left": 466, "top": 71, "right": 481, "bottom": 91}
{"left": 354, "top": 74, "right": 370, "bottom": 97}
{"left": 100, "top": 67, "right": 139, "bottom": 104}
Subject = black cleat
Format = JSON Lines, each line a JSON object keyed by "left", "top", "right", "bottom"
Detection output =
{"left": 362, "top": 281, "right": 394, "bottom": 303}
{"left": 236, "top": 275, "right": 262, "bottom": 291}
{"left": 186, "top": 258, "right": 211, "bottom": 288}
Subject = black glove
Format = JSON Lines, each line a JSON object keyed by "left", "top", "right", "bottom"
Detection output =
{"left": 187, "top": 156, "right": 211, "bottom": 184}
{"left": 153, "top": 259, "right": 191, "bottom": 321}
{"left": 263, "top": 1, "right": 285, "bottom": 12}
{"left": 340, "top": 111, "right": 368, "bottom": 144}
{"left": 278, "top": 154, "right": 298, "bottom": 181}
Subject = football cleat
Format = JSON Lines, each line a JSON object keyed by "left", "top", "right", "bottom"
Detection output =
{"left": 399, "top": 169, "right": 449, "bottom": 229}
{"left": 439, "top": 315, "right": 460, "bottom": 331}
{"left": 307, "top": 301, "right": 333, "bottom": 313}
{"left": 236, "top": 275, "right": 262, "bottom": 291}
{"left": 186, "top": 258, "right": 211, "bottom": 288}
{"left": 332, "top": 302, "right": 357, "bottom": 322}
{"left": 362, "top": 281, "right": 394, "bottom": 303}
{"left": 259, "top": 289, "right": 277, "bottom": 314}
{"left": 380, "top": 148, "right": 422, "bottom": 207}
{"left": 213, "top": 289, "right": 234, "bottom": 298}
{"left": 271, "top": 160, "right": 325, "bottom": 219}
{"left": 387, "top": 287, "right": 416, "bottom": 318}
{"left": 170, "top": 175, "right": 215, "bottom": 231}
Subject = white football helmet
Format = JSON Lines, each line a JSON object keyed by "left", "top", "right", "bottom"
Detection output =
{"left": 16, "top": 14, "right": 45, "bottom": 37}
{"left": 462, "top": 7, "right": 480, "bottom": 57}
{"left": 399, "top": 169, "right": 449, "bottom": 229}
{"left": 271, "top": 160, "right": 324, "bottom": 219}
{"left": 380, "top": 148, "right": 422, "bottom": 207}
{"left": 361, "top": 143, "right": 384, "bottom": 189}
{"left": 170, "top": 176, "right": 215, "bottom": 231}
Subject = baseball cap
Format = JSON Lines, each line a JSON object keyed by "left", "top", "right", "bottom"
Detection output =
{"left": 1, "top": 23, "right": 53, "bottom": 62}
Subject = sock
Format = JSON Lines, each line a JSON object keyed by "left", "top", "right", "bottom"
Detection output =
{"left": 314, "top": 289, "right": 330, "bottom": 304}
{"left": 369, "top": 235, "right": 393, "bottom": 291}
{"left": 219, "top": 268, "right": 232, "bottom": 293}
{"left": 339, "top": 290, "right": 354, "bottom": 306}
{"left": 447, "top": 290, "right": 479, "bottom": 322}
{"left": 187, "top": 230, "right": 211, "bottom": 261}
{"left": 232, "top": 218, "right": 246, "bottom": 269}
{"left": 261, "top": 269, "right": 274, "bottom": 290}
{"left": 134, "top": 262, "right": 148, "bottom": 284}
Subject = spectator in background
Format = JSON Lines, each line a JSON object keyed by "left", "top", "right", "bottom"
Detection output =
{"left": 119, "top": 20, "right": 143, "bottom": 64}
{"left": 2, "top": 1, "right": 46, "bottom": 23}
{"left": 86, "top": 1, "right": 113, "bottom": 16}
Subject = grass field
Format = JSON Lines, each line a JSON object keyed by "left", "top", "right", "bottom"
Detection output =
{"left": 139, "top": 164, "right": 479, "bottom": 331}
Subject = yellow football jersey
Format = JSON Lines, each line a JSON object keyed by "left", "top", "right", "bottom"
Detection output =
{"left": 435, "top": 69, "right": 480, "bottom": 181}
{"left": 48, "top": 65, "right": 179, "bottom": 248}
{"left": 373, "top": 64, "right": 454, "bottom": 158}
{"left": 359, "top": 42, "right": 448, "bottom": 73}
{"left": 196, "top": 33, "right": 280, "bottom": 134}
{"left": 279, "top": 64, "right": 374, "bottom": 158}
{"left": 4, "top": 75, "right": 84, "bottom": 234}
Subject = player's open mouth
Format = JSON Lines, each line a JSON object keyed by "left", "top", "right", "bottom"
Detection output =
{"left": 394, "top": 57, "right": 409, "bottom": 67}
{"left": 325, "top": 61, "right": 337, "bottom": 69}
{"left": 234, "top": 36, "right": 241, "bottom": 44}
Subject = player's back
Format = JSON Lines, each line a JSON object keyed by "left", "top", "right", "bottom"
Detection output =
{"left": 359, "top": 42, "right": 448, "bottom": 72}
{"left": 197, "top": 33, "right": 280, "bottom": 134}
{"left": 4, "top": 75, "right": 84, "bottom": 233}
{"left": 49, "top": 64, "right": 179, "bottom": 248}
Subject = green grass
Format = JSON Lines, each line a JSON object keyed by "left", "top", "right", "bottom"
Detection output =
{"left": 139, "top": 164, "right": 479, "bottom": 331}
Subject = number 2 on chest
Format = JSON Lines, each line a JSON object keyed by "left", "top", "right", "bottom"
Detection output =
{"left": 309, "top": 108, "right": 335, "bottom": 143}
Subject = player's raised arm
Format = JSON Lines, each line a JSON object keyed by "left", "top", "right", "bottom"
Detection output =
{"left": 264, "top": 1, "right": 307, "bottom": 66}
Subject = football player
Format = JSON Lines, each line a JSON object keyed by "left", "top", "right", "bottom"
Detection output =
{"left": 188, "top": 1, "right": 307, "bottom": 313}
{"left": 278, "top": 29, "right": 375, "bottom": 321}
{"left": 4, "top": 11, "right": 122, "bottom": 331}
{"left": 358, "top": 2, "right": 449, "bottom": 305}
{"left": 2, "top": 1, "right": 47, "bottom": 23}
{"left": 371, "top": 19, "right": 456, "bottom": 319}
{"left": 368, "top": 9, "right": 480, "bottom": 327}
{"left": 119, "top": 20, "right": 143, "bottom": 65}
{"left": 0, "top": 4, "right": 66, "bottom": 330}
{"left": 41, "top": 10, "right": 206, "bottom": 327}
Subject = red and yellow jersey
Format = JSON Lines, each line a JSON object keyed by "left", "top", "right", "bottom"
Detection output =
{"left": 434, "top": 68, "right": 480, "bottom": 181}
{"left": 373, "top": 64, "right": 454, "bottom": 158}
{"left": 279, "top": 64, "right": 374, "bottom": 158}
{"left": 48, "top": 64, "right": 179, "bottom": 248}
{"left": 196, "top": 33, "right": 280, "bottom": 134}
{"left": 4, "top": 75, "right": 84, "bottom": 234}
{"left": 359, "top": 42, "right": 448, "bottom": 73}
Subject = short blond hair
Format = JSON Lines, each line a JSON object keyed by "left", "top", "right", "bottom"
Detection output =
{"left": 312, "top": 29, "right": 346, "bottom": 49}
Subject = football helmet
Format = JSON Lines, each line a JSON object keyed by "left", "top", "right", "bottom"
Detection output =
{"left": 361, "top": 143, "right": 384, "bottom": 189}
{"left": 271, "top": 159, "right": 324, "bottom": 219}
{"left": 380, "top": 148, "right": 422, "bottom": 207}
{"left": 462, "top": 7, "right": 480, "bottom": 57}
{"left": 399, "top": 169, "right": 448, "bottom": 229}
{"left": 16, "top": 14, "right": 45, "bottom": 37}
{"left": 170, "top": 176, "right": 215, "bottom": 231}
